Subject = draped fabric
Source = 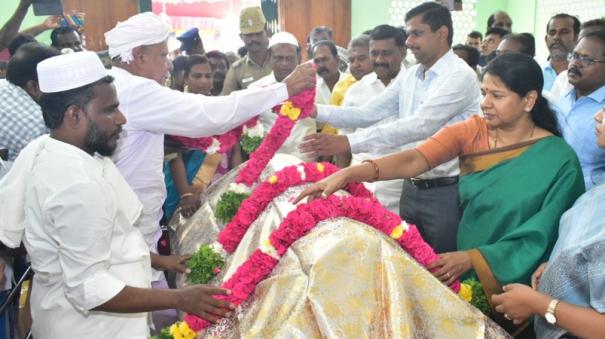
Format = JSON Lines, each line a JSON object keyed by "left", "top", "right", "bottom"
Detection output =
{"left": 535, "top": 182, "right": 605, "bottom": 338}
{"left": 169, "top": 155, "right": 510, "bottom": 338}
{"left": 457, "top": 137, "right": 584, "bottom": 303}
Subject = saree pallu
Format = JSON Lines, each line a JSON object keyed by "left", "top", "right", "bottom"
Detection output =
{"left": 163, "top": 150, "right": 206, "bottom": 219}
{"left": 457, "top": 137, "right": 584, "bottom": 324}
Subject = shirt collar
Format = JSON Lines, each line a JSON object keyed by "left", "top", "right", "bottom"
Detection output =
{"left": 46, "top": 137, "right": 104, "bottom": 174}
{"left": 415, "top": 50, "right": 455, "bottom": 80}
{"left": 569, "top": 83, "right": 605, "bottom": 103}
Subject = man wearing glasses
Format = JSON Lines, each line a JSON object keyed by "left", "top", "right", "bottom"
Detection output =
{"left": 555, "top": 30, "right": 605, "bottom": 190}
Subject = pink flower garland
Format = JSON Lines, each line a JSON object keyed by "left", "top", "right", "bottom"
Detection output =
{"left": 168, "top": 118, "right": 259, "bottom": 154}
{"left": 235, "top": 89, "right": 315, "bottom": 186}
{"left": 185, "top": 195, "right": 460, "bottom": 332}
{"left": 218, "top": 162, "right": 373, "bottom": 253}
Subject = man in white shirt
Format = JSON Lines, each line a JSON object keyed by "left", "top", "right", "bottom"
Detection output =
{"left": 0, "top": 51, "right": 234, "bottom": 339}
{"left": 300, "top": 2, "right": 481, "bottom": 253}
{"left": 103, "top": 13, "right": 315, "bottom": 273}
{"left": 341, "top": 24, "right": 407, "bottom": 213}
{"left": 249, "top": 32, "right": 316, "bottom": 162}
{"left": 312, "top": 40, "right": 347, "bottom": 106}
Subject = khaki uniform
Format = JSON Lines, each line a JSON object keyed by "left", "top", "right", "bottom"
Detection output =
{"left": 220, "top": 54, "right": 272, "bottom": 94}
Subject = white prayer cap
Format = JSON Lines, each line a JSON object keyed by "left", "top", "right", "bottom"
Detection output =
{"left": 37, "top": 51, "right": 107, "bottom": 93}
{"left": 268, "top": 32, "right": 299, "bottom": 49}
{"left": 105, "top": 12, "right": 170, "bottom": 60}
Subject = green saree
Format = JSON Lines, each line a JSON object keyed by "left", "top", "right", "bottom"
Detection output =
{"left": 457, "top": 136, "right": 584, "bottom": 303}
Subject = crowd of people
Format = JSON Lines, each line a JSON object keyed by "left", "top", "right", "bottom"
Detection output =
{"left": 0, "top": 0, "right": 604, "bottom": 337}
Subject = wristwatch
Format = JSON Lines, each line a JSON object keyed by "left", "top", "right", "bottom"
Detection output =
{"left": 545, "top": 299, "right": 560, "bottom": 324}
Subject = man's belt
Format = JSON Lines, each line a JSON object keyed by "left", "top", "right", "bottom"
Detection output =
{"left": 406, "top": 176, "right": 459, "bottom": 190}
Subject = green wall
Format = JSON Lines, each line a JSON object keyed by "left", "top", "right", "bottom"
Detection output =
{"left": 0, "top": 1, "right": 52, "bottom": 44}
{"left": 351, "top": 0, "right": 393, "bottom": 37}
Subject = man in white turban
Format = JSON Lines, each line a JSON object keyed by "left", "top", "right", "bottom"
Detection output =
{"left": 104, "top": 12, "right": 315, "bottom": 272}
{"left": 0, "top": 51, "right": 235, "bottom": 339}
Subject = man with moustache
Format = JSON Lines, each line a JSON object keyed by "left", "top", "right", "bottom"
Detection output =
{"left": 487, "top": 10, "right": 513, "bottom": 33}
{"left": 542, "top": 14, "right": 580, "bottom": 91}
{"left": 555, "top": 30, "right": 605, "bottom": 190}
{"left": 221, "top": 6, "right": 272, "bottom": 94}
{"left": 330, "top": 34, "right": 374, "bottom": 108}
{"left": 479, "top": 27, "right": 508, "bottom": 67}
{"left": 312, "top": 40, "right": 347, "bottom": 106}
{"left": 550, "top": 18, "right": 605, "bottom": 100}
{"left": 300, "top": 2, "right": 480, "bottom": 254}
{"left": 338, "top": 24, "right": 407, "bottom": 213}
{"left": 0, "top": 51, "right": 235, "bottom": 338}
{"left": 249, "top": 32, "right": 316, "bottom": 162}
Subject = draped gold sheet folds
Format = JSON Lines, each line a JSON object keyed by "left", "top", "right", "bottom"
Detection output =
{"left": 169, "top": 155, "right": 509, "bottom": 339}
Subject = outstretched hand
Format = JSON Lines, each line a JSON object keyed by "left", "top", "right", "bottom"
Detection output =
{"left": 177, "top": 285, "right": 235, "bottom": 323}
{"left": 426, "top": 251, "right": 471, "bottom": 286}
{"left": 151, "top": 253, "right": 193, "bottom": 274}
{"left": 298, "top": 133, "right": 351, "bottom": 157}
{"left": 492, "top": 283, "right": 548, "bottom": 325}
{"left": 292, "top": 170, "right": 349, "bottom": 204}
{"left": 283, "top": 62, "right": 316, "bottom": 96}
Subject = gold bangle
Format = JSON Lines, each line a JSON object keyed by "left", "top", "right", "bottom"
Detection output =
{"left": 362, "top": 159, "right": 380, "bottom": 182}
{"left": 180, "top": 192, "right": 193, "bottom": 199}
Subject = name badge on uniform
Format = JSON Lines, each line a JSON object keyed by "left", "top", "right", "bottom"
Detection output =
{"left": 242, "top": 76, "right": 254, "bottom": 84}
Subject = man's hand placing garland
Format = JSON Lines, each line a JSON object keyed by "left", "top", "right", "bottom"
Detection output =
{"left": 299, "top": 133, "right": 351, "bottom": 157}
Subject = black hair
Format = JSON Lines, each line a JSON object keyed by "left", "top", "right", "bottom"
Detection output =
{"left": 581, "top": 30, "right": 605, "bottom": 57}
{"left": 308, "top": 26, "right": 333, "bottom": 43}
{"left": 39, "top": 76, "right": 114, "bottom": 129}
{"left": 505, "top": 33, "right": 536, "bottom": 57}
{"left": 205, "top": 50, "right": 230, "bottom": 70}
{"left": 8, "top": 34, "right": 36, "bottom": 56}
{"left": 50, "top": 26, "right": 80, "bottom": 47}
{"left": 452, "top": 43, "right": 479, "bottom": 68}
{"left": 484, "top": 54, "right": 561, "bottom": 137}
{"left": 487, "top": 14, "right": 496, "bottom": 30}
{"left": 237, "top": 46, "right": 248, "bottom": 57}
{"left": 312, "top": 40, "right": 338, "bottom": 57}
{"left": 184, "top": 54, "right": 209, "bottom": 77}
{"left": 468, "top": 30, "right": 483, "bottom": 40}
{"left": 404, "top": 2, "right": 453, "bottom": 46}
{"left": 172, "top": 55, "right": 189, "bottom": 74}
{"left": 581, "top": 18, "right": 605, "bottom": 35}
{"left": 547, "top": 13, "right": 581, "bottom": 36}
{"left": 486, "top": 27, "right": 509, "bottom": 39}
{"left": 6, "top": 42, "right": 60, "bottom": 88}
{"left": 370, "top": 24, "right": 406, "bottom": 47}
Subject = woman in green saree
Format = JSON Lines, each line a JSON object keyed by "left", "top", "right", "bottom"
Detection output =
{"left": 295, "top": 54, "right": 585, "bottom": 328}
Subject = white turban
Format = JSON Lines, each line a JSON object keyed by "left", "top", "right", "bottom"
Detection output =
{"left": 105, "top": 12, "right": 170, "bottom": 63}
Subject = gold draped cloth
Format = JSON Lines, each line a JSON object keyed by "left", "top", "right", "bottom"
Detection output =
{"left": 170, "top": 155, "right": 509, "bottom": 338}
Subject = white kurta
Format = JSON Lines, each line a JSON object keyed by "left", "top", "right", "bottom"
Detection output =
{"left": 109, "top": 67, "right": 289, "bottom": 259}
{"left": 249, "top": 72, "right": 316, "bottom": 162}
{"left": 24, "top": 137, "right": 151, "bottom": 339}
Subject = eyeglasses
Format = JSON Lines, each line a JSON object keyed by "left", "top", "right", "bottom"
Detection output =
{"left": 567, "top": 52, "right": 605, "bottom": 67}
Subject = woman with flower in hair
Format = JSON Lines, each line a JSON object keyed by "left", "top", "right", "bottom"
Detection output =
{"left": 296, "top": 53, "right": 585, "bottom": 333}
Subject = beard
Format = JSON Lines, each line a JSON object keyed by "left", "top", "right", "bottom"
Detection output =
{"left": 84, "top": 118, "right": 119, "bottom": 156}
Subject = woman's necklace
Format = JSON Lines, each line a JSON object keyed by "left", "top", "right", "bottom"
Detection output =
{"left": 493, "top": 124, "right": 536, "bottom": 149}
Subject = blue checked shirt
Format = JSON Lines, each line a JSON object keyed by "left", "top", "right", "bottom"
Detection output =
{"left": 0, "top": 79, "right": 47, "bottom": 161}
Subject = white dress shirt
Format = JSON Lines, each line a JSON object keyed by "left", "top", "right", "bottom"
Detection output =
{"left": 24, "top": 137, "right": 151, "bottom": 339}
{"left": 249, "top": 72, "right": 316, "bottom": 162}
{"left": 548, "top": 70, "right": 572, "bottom": 102}
{"left": 341, "top": 72, "right": 402, "bottom": 213}
{"left": 109, "top": 67, "right": 289, "bottom": 258}
{"left": 317, "top": 50, "right": 481, "bottom": 179}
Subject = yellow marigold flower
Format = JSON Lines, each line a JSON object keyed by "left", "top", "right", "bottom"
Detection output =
{"left": 268, "top": 175, "right": 278, "bottom": 184}
{"left": 316, "top": 163, "right": 325, "bottom": 173}
{"left": 459, "top": 283, "right": 473, "bottom": 302}
{"left": 280, "top": 101, "right": 301, "bottom": 121}
{"left": 389, "top": 225, "right": 406, "bottom": 240}
{"left": 170, "top": 321, "right": 197, "bottom": 339}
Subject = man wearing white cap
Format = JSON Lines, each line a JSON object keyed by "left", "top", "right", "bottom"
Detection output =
{"left": 103, "top": 12, "right": 316, "bottom": 275}
{"left": 249, "top": 32, "right": 316, "bottom": 162}
{"left": 0, "top": 51, "right": 235, "bottom": 339}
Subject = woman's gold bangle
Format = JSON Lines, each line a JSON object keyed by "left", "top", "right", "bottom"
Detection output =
{"left": 362, "top": 159, "right": 380, "bottom": 182}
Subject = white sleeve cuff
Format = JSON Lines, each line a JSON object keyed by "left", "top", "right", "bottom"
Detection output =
{"left": 347, "top": 132, "right": 366, "bottom": 153}
{"left": 66, "top": 271, "right": 126, "bottom": 314}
